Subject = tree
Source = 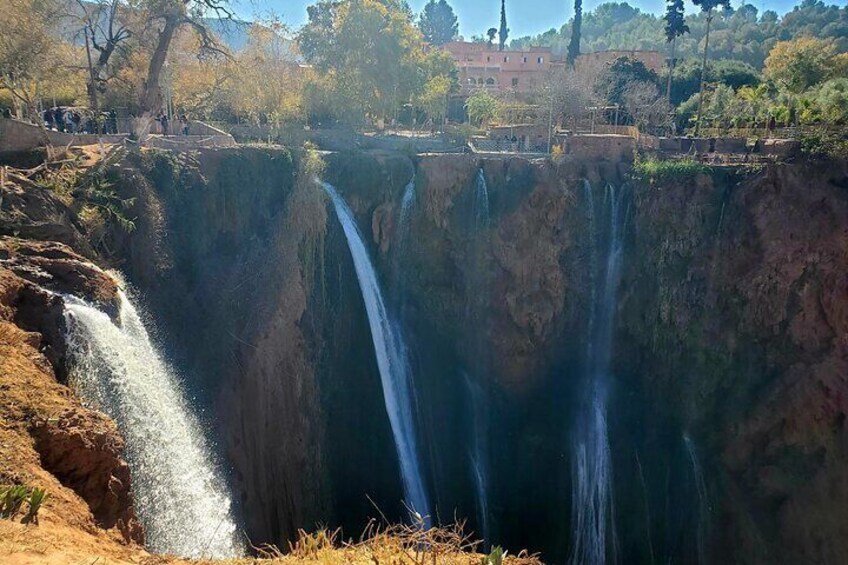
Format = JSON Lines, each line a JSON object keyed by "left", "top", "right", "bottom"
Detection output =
{"left": 498, "top": 0, "right": 509, "bottom": 51}
{"left": 486, "top": 28, "right": 498, "bottom": 47}
{"left": 623, "top": 80, "right": 670, "bottom": 130}
{"left": 70, "top": 0, "right": 132, "bottom": 112}
{"left": 0, "top": 0, "right": 82, "bottom": 119}
{"left": 465, "top": 90, "right": 500, "bottom": 126}
{"left": 691, "top": 0, "right": 731, "bottom": 135}
{"left": 417, "top": 0, "right": 458, "bottom": 46}
{"left": 136, "top": 0, "right": 233, "bottom": 136}
{"left": 595, "top": 56, "right": 659, "bottom": 108}
{"left": 566, "top": 0, "right": 582, "bottom": 67}
{"left": 298, "top": 0, "right": 456, "bottom": 125}
{"left": 663, "top": 0, "right": 689, "bottom": 102}
{"left": 764, "top": 38, "right": 846, "bottom": 94}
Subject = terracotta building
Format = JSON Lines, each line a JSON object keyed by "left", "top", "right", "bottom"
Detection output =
{"left": 442, "top": 41, "right": 563, "bottom": 95}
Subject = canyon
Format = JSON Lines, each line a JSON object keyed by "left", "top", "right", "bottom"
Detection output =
{"left": 0, "top": 145, "right": 846, "bottom": 564}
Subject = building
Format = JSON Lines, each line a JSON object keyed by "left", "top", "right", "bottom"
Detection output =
{"left": 442, "top": 41, "right": 563, "bottom": 95}
{"left": 575, "top": 50, "right": 666, "bottom": 74}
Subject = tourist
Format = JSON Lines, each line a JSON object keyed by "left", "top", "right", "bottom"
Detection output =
{"left": 64, "top": 110, "right": 75, "bottom": 133}
{"left": 43, "top": 109, "right": 54, "bottom": 130}
{"left": 54, "top": 108, "right": 65, "bottom": 132}
{"left": 107, "top": 110, "right": 118, "bottom": 134}
{"left": 160, "top": 113, "right": 169, "bottom": 135}
{"left": 179, "top": 114, "right": 189, "bottom": 136}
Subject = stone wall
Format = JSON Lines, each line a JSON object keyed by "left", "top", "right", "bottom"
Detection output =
{"left": 0, "top": 118, "right": 126, "bottom": 152}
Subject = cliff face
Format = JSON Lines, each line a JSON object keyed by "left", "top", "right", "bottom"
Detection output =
{"left": 0, "top": 235, "right": 145, "bottom": 560}
{"left": 618, "top": 160, "right": 848, "bottom": 564}
{"left": 85, "top": 147, "right": 848, "bottom": 563}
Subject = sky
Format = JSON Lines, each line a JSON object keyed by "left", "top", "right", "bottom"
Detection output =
{"left": 232, "top": 0, "right": 819, "bottom": 38}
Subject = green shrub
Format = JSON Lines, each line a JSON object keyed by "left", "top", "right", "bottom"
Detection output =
{"left": 633, "top": 157, "right": 712, "bottom": 183}
{"left": 799, "top": 129, "right": 848, "bottom": 160}
{"left": 483, "top": 545, "right": 508, "bottom": 565}
{"left": 1, "top": 485, "right": 48, "bottom": 524}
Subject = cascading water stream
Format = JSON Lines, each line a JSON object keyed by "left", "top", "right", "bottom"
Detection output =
{"left": 569, "top": 183, "right": 626, "bottom": 565}
{"left": 322, "top": 181, "right": 431, "bottom": 521}
{"left": 473, "top": 168, "right": 490, "bottom": 230}
{"left": 684, "top": 433, "right": 710, "bottom": 564}
{"left": 62, "top": 289, "right": 241, "bottom": 558}
{"left": 463, "top": 372, "right": 491, "bottom": 545}
{"left": 465, "top": 168, "right": 492, "bottom": 544}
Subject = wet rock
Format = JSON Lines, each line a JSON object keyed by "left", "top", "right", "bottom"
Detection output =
{"left": 32, "top": 409, "right": 145, "bottom": 544}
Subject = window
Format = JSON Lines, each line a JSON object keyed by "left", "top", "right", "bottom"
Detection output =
{"left": 504, "top": 56, "right": 509, "bottom": 62}
{"left": 512, "top": 78, "right": 519, "bottom": 87}
{"left": 468, "top": 77, "right": 477, "bottom": 85}
{"left": 523, "top": 56, "right": 528, "bottom": 63}
{"left": 486, "top": 56, "right": 491, "bottom": 62}
{"left": 485, "top": 77, "right": 496, "bottom": 86}
{"left": 537, "top": 56, "right": 544, "bottom": 64}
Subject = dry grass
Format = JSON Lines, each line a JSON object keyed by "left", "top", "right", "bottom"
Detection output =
{"left": 198, "top": 520, "right": 543, "bottom": 565}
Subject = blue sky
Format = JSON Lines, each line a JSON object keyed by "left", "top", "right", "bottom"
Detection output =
{"left": 233, "top": 0, "right": 820, "bottom": 38}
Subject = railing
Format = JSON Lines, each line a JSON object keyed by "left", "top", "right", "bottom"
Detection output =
{"left": 469, "top": 137, "right": 549, "bottom": 154}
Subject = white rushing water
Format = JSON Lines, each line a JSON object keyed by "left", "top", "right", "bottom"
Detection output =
{"left": 684, "top": 433, "right": 710, "bottom": 564}
{"left": 473, "top": 168, "right": 490, "bottom": 230}
{"left": 322, "top": 181, "right": 431, "bottom": 521}
{"left": 63, "top": 289, "right": 242, "bottom": 558}
{"left": 463, "top": 372, "right": 491, "bottom": 545}
{"left": 570, "top": 183, "right": 625, "bottom": 565}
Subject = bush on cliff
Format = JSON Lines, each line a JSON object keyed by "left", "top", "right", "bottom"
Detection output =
{"left": 633, "top": 157, "right": 712, "bottom": 183}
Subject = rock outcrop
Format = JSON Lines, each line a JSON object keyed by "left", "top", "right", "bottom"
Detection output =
{"left": 0, "top": 236, "right": 144, "bottom": 547}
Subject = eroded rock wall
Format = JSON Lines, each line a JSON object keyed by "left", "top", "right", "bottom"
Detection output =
{"left": 618, "top": 160, "right": 848, "bottom": 564}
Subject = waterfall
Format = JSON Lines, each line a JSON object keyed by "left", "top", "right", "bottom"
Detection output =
{"left": 463, "top": 372, "right": 491, "bottom": 545}
{"left": 322, "top": 181, "right": 431, "bottom": 521}
{"left": 684, "top": 433, "right": 710, "bottom": 564}
{"left": 569, "top": 183, "right": 626, "bottom": 565}
{"left": 393, "top": 174, "right": 416, "bottom": 308}
{"left": 399, "top": 174, "right": 417, "bottom": 238}
{"left": 473, "top": 168, "right": 490, "bottom": 230}
{"left": 62, "top": 290, "right": 241, "bottom": 558}
{"left": 464, "top": 168, "right": 492, "bottom": 544}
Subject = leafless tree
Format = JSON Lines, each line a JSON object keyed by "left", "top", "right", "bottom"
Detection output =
{"left": 70, "top": 0, "right": 132, "bottom": 111}
{"left": 623, "top": 80, "right": 671, "bottom": 132}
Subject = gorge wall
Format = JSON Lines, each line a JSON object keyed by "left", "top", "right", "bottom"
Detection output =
{"left": 2, "top": 144, "right": 845, "bottom": 564}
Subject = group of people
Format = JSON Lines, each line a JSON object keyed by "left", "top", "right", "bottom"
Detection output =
{"left": 43, "top": 107, "right": 119, "bottom": 135}
{"left": 155, "top": 113, "right": 191, "bottom": 136}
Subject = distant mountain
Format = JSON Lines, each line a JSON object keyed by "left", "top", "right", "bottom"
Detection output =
{"left": 203, "top": 17, "right": 253, "bottom": 51}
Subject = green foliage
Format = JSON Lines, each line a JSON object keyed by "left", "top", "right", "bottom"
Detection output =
{"left": 483, "top": 545, "right": 508, "bottom": 565}
{"left": 464, "top": 91, "right": 500, "bottom": 126}
{"left": 417, "top": 0, "right": 458, "bottom": 46}
{"left": 799, "top": 129, "right": 848, "bottom": 159}
{"left": 0, "top": 485, "right": 28, "bottom": 519}
{"left": 633, "top": 157, "right": 712, "bottom": 182}
{"left": 298, "top": 0, "right": 457, "bottom": 125}
{"left": 74, "top": 173, "right": 138, "bottom": 234}
{"left": 21, "top": 487, "right": 47, "bottom": 524}
{"left": 498, "top": 0, "right": 509, "bottom": 51}
{"left": 1, "top": 485, "right": 48, "bottom": 524}
{"left": 596, "top": 56, "right": 659, "bottom": 107}
{"left": 764, "top": 38, "right": 848, "bottom": 94}
{"left": 664, "top": 0, "right": 690, "bottom": 43}
{"left": 511, "top": 1, "right": 848, "bottom": 71}
{"left": 669, "top": 58, "right": 760, "bottom": 106}
{"left": 567, "top": 0, "right": 583, "bottom": 66}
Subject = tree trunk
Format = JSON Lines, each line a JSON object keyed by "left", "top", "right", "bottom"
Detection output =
{"left": 136, "top": 14, "right": 179, "bottom": 139}
{"left": 694, "top": 9, "right": 712, "bottom": 137}
{"left": 666, "top": 36, "right": 676, "bottom": 104}
{"left": 84, "top": 29, "right": 99, "bottom": 113}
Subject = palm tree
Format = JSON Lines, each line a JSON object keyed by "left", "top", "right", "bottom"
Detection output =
{"left": 692, "top": 0, "right": 730, "bottom": 136}
{"left": 664, "top": 0, "right": 689, "bottom": 104}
